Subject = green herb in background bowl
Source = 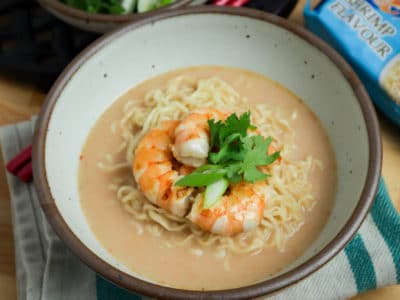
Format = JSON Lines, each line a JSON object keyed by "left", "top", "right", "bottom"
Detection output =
{"left": 62, "top": 0, "right": 175, "bottom": 14}
{"left": 38, "top": 0, "right": 200, "bottom": 33}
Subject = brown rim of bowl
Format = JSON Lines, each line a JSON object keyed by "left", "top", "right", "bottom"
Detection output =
{"left": 38, "top": 0, "right": 193, "bottom": 23}
{"left": 32, "top": 6, "right": 382, "bottom": 300}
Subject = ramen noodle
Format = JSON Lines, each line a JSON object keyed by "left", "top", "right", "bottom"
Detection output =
{"left": 305, "top": 0, "right": 400, "bottom": 125}
{"left": 98, "top": 76, "right": 316, "bottom": 256}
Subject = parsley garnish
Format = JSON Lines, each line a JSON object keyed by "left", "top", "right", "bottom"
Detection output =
{"left": 175, "top": 112, "right": 280, "bottom": 208}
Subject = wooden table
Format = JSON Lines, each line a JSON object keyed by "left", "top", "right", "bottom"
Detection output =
{"left": 0, "top": 1, "right": 399, "bottom": 299}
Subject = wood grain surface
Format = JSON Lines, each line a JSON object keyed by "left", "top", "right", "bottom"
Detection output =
{"left": 0, "top": 0, "right": 399, "bottom": 299}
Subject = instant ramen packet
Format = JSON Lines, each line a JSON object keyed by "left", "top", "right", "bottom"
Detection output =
{"left": 304, "top": 0, "right": 400, "bottom": 126}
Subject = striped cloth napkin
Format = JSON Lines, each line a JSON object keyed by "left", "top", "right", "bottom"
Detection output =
{"left": 1, "top": 118, "right": 399, "bottom": 300}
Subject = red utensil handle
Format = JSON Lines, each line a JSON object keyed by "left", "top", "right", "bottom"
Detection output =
{"left": 212, "top": 0, "right": 231, "bottom": 5}
{"left": 6, "top": 145, "right": 32, "bottom": 175}
{"left": 17, "top": 161, "right": 33, "bottom": 182}
{"left": 228, "top": 0, "right": 250, "bottom": 6}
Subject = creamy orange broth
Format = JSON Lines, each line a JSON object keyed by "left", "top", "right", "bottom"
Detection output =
{"left": 79, "top": 66, "right": 337, "bottom": 290}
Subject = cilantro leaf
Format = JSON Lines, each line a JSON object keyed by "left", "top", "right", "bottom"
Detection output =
{"left": 208, "top": 119, "right": 222, "bottom": 150}
{"left": 243, "top": 165, "right": 269, "bottom": 183}
{"left": 208, "top": 113, "right": 252, "bottom": 164}
{"left": 243, "top": 136, "right": 271, "bottom": 165}
{"left": 175, "top": 112, "right": 280, "bottom": 204}
{"left": 208, "top": 132, "right": 244, "bottom": 164}
{"left": 240, "top": 135, "right": 279, "bottom": 182}
{"left": 218, "top": 112, "right": 251, "bottom": 143}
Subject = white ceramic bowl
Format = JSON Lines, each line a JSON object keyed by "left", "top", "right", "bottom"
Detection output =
{"left": 33, "top": 7, "right": 381, "bottom": 299}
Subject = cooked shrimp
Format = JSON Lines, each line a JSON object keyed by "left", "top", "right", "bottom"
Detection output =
{"left": 133, "top": 120, "right": 194, "bottom": 217}
{"left": 133, "top": 109, "right": 279, "bottom": 234}
{"left": 171, "top": 108, "right": 229, "bottom": 167}
{"left": 188, "top": 182, "right": 266, "bottom": 236}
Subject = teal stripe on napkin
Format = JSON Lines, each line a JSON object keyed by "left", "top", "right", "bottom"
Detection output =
{"left": 371, "top": 179, "right": 400, "bottom": 282}
{"left": 96, "top": 276, "right": 142, "bottom": 300}
{"left": 96, "top": 179, "right": 400, "bottom": 299}
{"left": 344, "top": 234, "right": 377, "bottom": 292}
